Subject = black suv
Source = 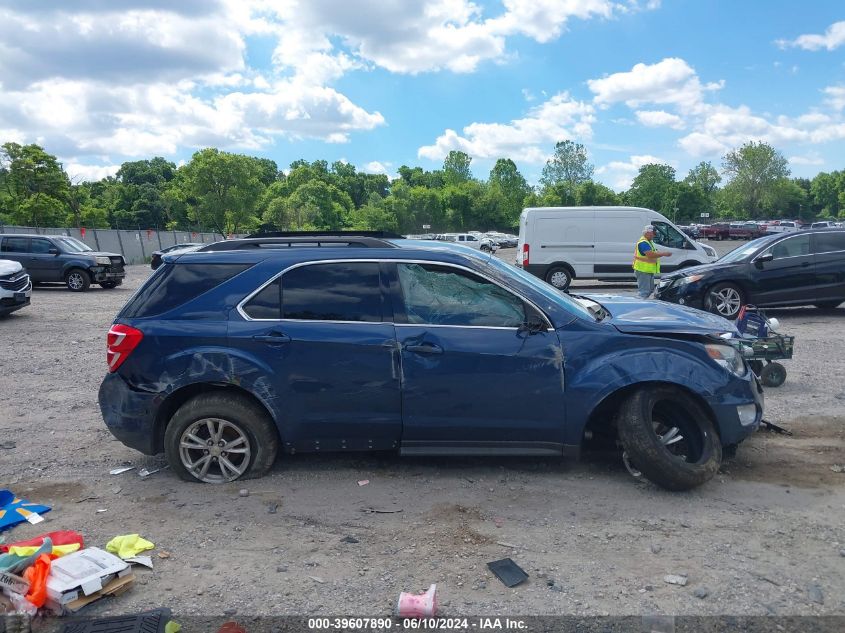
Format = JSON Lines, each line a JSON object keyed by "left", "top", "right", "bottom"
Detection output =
{"left": 0, "top": 234, "right": 125, "bottom": 291}
{"left": 656, "top": 229, "right": 845, "bottom": 318}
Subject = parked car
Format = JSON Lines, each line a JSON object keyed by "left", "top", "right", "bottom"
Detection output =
{"left": 517, "top": 206, "right": 717, "bottom": 290}
{"left": 811, "top": 221, "right": 838, "bottom": 229}
{"left": 700, "top": 223, "right": 731, "bottom": 240}
{"left": 656, "top": 229, "right": 845, "bottom": 318}
{"left": 765, "top": 220, "right": 799, "bottom": 234}
{"left": 0, "top": 234, "right": 125, "bottom": 291}
{"left": 99, "top": 234, "right": 763, "bottom": 491}
{"left": 439, "top": 233, "right": 498, "bottom": 252}
{"left": 0, "top": 259, "right": 31, "bottom": 316}
{"left": 678, "top": 225, "right": 700, "bottom": 240}
{"left": 150, "top": 243, "right": 203, "bottom": 270}
{"left": 729, "top": 222, "right": 764, "bottom": 240}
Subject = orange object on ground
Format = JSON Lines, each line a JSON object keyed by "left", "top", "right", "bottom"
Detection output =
{"left": 1, "top": 530, "right": 84, "bottom": 553}
{"left": 218, "top": 622, "right": 246, "bottom": 633}
{"left": 24, "top": 553, "right": 52, "bottom": 607}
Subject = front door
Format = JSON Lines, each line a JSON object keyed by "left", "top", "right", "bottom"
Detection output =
{"left": 752, "top": 233, "right": 816, "bottom": 305}
{"left": 28, "top": 238, "right": 62, "bottom": 281}
{"left": 389, "top": 262, "right": 567, "bottom": 455}
{"left": 228, "top": 261, "right": 401, "bottom": 452}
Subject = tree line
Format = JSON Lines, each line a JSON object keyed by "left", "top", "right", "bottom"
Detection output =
{"left": 1, "top": 139, "right": 844, "bottom": 235}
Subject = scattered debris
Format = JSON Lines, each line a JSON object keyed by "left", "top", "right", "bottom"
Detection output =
{"left": 106, "top": 534, "right": 155, "bottom": 559}
{"left": 45, "top": 547, "right": 134, "bottom": 614}
{"left": 340, "top": 536, "right": 359, "bottom": 544}
{"left": 267, "top": 502, "right": 279, "bottom": 514}
{"left": 157, "top": 551, "right": 171, "bottom": 560}
{"left": 309, "top": 576, "right": 326, "bottom": 584}
{"left": 109, "top": 467, "right": 135, "bottom": 475}
{"left": 357, "top": 480, "right": 370, "bottom": 486}
{"left": 650, "top": 544, "right": 662, "bottom": 554}
{"left": 663, "top": 574, "right": 688, "bottom": 586}
{"left": 218, "top": 621, "right": 246, "bottom": 633}
{"left": 495, "top": 541, "right": 517, "bottom": 548}
{"left": 487, "top": 558, "right": 529, "bottom": 588}
{"left": 760, "top": 420, "right": 793, "bottom": 436}
{"left": 75, "top": 496, "right": 98, "bottom": 504}
{"left": 0, "top": 441, "right": 15, "bottom": 450}
{"left": 95, "top": 509, "right": 108, "bottom": 514}
{"left": 0, "top": 489, "right": 51, "bottom": 532}
{"left": 693, "top": 587, "right": 710, "bottom": 599}
{"left": 55, "top": 608, "right": 172, "bottom": 632}
{"left": 125, "top": 556, "right": 153, "bottom": 569}
{"left": 276, "top": 565, "right": 288, "bottom": 573}
{"left": 493, "top": 517, "right": 504, "bottom": 528}
{"left": 750, "top": 572, "right": 781, "bottom": 586}
{"left": 807, "top": 584, "right": 824, "bottom": 605}
{"left": 238, "top": 489, "right": 249, "bottom": 498}
{"left": 360, "top": 507, "right": 402, "bottom": 514}
{"left": 138, "top": 465, "right": 168, "bottom": 478}
{"left": 830, "top": 464, "right": 845, "bottom": 473}
{"left": 395, "top": 584, "right": 437, "bottom": 618}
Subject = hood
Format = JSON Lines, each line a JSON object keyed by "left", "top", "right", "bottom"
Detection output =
{"left": 0, "top": 259, "right": 24, "bottom": 276}
{"left": 661, "top": 260, "right": 741, "bottom": 280}
{"left": 582, "top": 294, "right": 737, "bottom": 336}
{"left": 86, "top": 251, "right": 123, "bottom": 258}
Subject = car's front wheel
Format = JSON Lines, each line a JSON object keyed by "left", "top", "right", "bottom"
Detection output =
{"left": 705, "top": 282, "right": 744, "bottom": 319}
{"left": 617, "top": 386, "right": 722, "bottom": 491}
{"left": 165, "top": 392, "right": 279, "bottom": 484}
{"left": 65, "top": 269, "right": 90, "bottom": 292}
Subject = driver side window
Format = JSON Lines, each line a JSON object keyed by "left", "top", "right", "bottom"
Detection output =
{"left": 651, "top": 221, "right": 689, "bottom": 249}
{"left": 396, "top": 263, "right": 526, "bottom": 327}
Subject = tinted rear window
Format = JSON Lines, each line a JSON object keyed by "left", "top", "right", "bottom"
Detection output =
{"left": 281, "top": 262, "right": 382, "bottom": 322}
{"left": 815, "top": 232, "right": 845, "bottom": 254}
{"left": 121, "top": 263, "right": 252, "bottom": 318}
{"left": 242, "top": 278, "right": 281, "bottom": 319}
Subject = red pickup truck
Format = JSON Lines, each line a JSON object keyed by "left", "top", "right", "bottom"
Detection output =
{"left": 729, "top": 222, "right": 764, "bottom": 240}
{"left": 700, "top": 223, "right": 731, "bottom": 240}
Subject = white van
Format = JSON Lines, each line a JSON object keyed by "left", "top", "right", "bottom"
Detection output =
{"left": 516, "top": 206, "right": 719, "bottom": 290}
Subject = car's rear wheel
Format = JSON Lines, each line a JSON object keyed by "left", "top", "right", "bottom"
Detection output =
{"left": 165, "top": 392, "right": 279, "bottom": 484}
{"left": 705, "top": 282, "right": 744, "bottom": 319}
{"left": 617, "top": 385, "right": 721, "bottom": 491}
{"left": 814, "top": 300, "right": 842, "bottom": 309}
{"left": 545, "top": 265, "right": 572, "bottom": 291}
{"left": 65, "top": 269, "right": 90, "bottom": 292}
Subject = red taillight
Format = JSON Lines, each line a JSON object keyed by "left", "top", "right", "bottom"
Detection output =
{"left": 521, "top": 243, "right": 530, "bottom": 266}
{"left": 107, "top": 324, "right": 144, "bottom": 372}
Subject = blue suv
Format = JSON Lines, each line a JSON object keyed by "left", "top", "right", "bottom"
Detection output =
{"left": 98, "top": 234, "right": 763, "bottom": 490}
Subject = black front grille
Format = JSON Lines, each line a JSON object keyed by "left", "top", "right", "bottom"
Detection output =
{"left": 0, "top": 274, "right": 29, "bottom": 291}
{"left": 109, "top": 257, "right": 125, "bottom": 272}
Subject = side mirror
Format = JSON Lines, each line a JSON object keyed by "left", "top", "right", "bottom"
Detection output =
{"left": 48, "top": 247, "right": 59, "bottom": 255}
{"left": 755, "top": 253, "right": 773, "bottom": 267}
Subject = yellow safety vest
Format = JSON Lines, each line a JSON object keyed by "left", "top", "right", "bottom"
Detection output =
{"left": 632, "top": 238, "right": 659, "bottom": 274}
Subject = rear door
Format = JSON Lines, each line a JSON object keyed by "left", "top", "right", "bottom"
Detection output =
{"left": 535, "top": 210, "right": 595, "bottom": 276}
{"left": 751, "top": 233, "right": 816, "bottom": 305}
{"left": 0, "top": 237, "right": 32, "bottom": 276}
{"left": 811, "top": 231, "right": 845, "bottom": 303}
{"left": 229, "top": 261, "right": 402, "bottom": 452}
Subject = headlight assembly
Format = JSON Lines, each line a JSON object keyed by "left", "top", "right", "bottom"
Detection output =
{"left": 677, "top": 274, "right": 704, "bottom": 286}
{"left": 95, "top": 256, "right": 111, "bottom": 265}
{"left": 705, "top": 343, "right": 746, "bottom": 376}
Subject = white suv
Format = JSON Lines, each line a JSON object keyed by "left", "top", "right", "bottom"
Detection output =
{"left": 0, "top": 259, "right": 32, "bottom": 316}
{"left": 440, "top": 233, "right": 498, "bottom": 252}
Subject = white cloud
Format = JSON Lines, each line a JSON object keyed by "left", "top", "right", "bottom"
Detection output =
{"left": 824, "top": 86, "right": 845, "bottom": 110}
{"left": 596, "top": 154, "right": 670, "bottom": 191}
{"left": 777, "top": 20, "right": 845, "bottom": 51}
{"left": 362, "top": 160, "right": 390, "bottom": 174}
{"left": 418, "top": 92, "right": 595, "bottom": 163}
{"left": 634, "top": 109, "right": 685, "bottom": 129}
{"left": 65, "top": 162, "right": 121, "bottom": 182}
{"left": 587, "top": 58, "right": 721, "bottom": 109}
{"left": 788, "top": 154, "right": 824, "bottom": 166}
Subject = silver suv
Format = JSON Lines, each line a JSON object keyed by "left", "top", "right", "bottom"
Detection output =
{"left": 0, "top": 259, "right": 31, "bottom": 316}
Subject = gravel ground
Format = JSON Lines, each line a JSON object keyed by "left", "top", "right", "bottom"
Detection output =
{"left": 1, "top": 242, "right": 844, "bottom": 621}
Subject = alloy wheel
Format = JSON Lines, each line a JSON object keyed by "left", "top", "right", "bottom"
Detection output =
{"left": 179, "top": 418, "right": 252, "bottom": 483}
{"left": 68, "top": 273, "right": 84, "bottom": 290}
{"left": 711, "top": 287, "right": 741, "bottom": 317}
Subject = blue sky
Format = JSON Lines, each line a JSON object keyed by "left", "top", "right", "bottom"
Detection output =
{"left": 0, "top": 1, "right": 843, "bottom": 190}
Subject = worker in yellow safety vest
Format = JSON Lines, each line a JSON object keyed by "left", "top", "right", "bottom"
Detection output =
{"left": 632, "top": 225, "right": 672, "bottom": 298}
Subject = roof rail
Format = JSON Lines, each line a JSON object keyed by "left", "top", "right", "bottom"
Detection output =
{"left": 199, "top": 233, "right": 400, "bottom": 251}
{"left": 246, "top": 230, "right": 405, "bottom": 239}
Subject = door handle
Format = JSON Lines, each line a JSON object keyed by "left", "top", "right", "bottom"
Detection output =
{"left": 252, "top": 332, "right": 291, "bottom": 345}
{"left": 404, "top": 343, "right": 443, "bottom": 355}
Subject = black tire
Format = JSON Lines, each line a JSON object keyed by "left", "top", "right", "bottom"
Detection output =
{"left": 617, "top": 386, "right": 722, "bottom": 491}
{"left": 164, "top": 392, "right": 279, "bottom": 484}
{"left": 480, "top": 244, "right": 491, "bottom": 252}
{"left": 65, "top": 269, "right": 90, "bottom": 292}
{"left": 99, "top": 280, "right": 119, "bottom": 289}
{"left": 814, "top": 300, "right": 842, "bottom": 309}
{"left": 705, "top": 282, "right": 744, "bottom": 319}
{"left": 760, "top": 362, "right": 786, "bottom": 388}
{"left": 545, "top": 265, "right": 573, "bottom": 291}
{"left": 748, "top": 360, "right": 764, "bottom": 376}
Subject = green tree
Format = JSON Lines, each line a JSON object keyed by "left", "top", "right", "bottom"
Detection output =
{"left": 810, "top": 171, "right": 842, "bottom": 217}
{"left": 722, "top": 141, "right": 789, "bottom": 218}
{"left": 540, "top": 140, "right": 594, "bottom": 202}
{"left": 683, "top": 161, "right": 721, "bottom": 214}
{"left": 624, "top": 164, "right": 677, "bottom": 216}
{"left": 575, "top": 181, "right": 620, "bottom": 206}
{"left": 180, "top": 148, "right": 265, "bottom": 234}
{"left": 0, "top": 142, "right": 69, "bottom": 226}
{"left": 488, "top": 159, "right": 530, "bottom": 225}
{"left": 442, "top": 151, "right": 473, "bottom": 186}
